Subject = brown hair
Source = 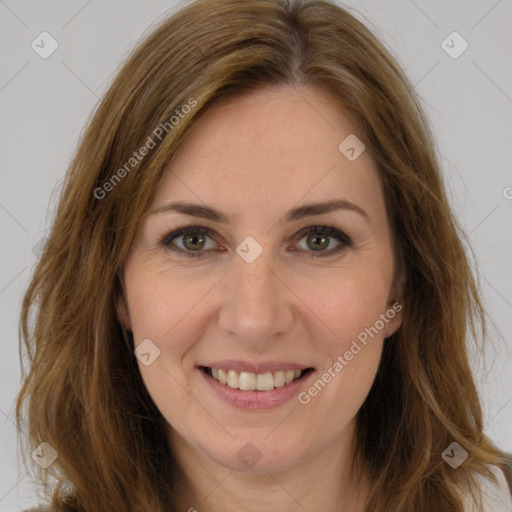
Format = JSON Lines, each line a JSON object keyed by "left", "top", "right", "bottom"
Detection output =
{"left": 16, "top": 0, "right": 503, "bottom": 510}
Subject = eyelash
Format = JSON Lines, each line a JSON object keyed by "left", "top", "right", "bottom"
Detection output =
{"left": 158, "top": 225, "right": 352, "bottom": 259}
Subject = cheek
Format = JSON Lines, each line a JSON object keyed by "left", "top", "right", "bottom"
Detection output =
{"left": 125, "top": 267, "right": 222, "bottom": 407}
{"left": 297, "top": 277, "right": 386, "bottom": 433}
{"left": 125, "top": 266, "right": 217, "bottom": 343}
{"left": 292, "top": 257, "right": 391, "bottom": 409}
{"left": 126, "top": 271, "right": 209, "bottom": 427}
{"left": 294, "top": 260, "right": 393, "bottom": 345}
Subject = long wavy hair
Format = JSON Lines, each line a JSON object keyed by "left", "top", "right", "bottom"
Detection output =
{"left": 16, "top": 0, "right": 504, "bottom": 510}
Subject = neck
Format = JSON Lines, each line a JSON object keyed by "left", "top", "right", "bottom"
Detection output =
{"left": 170, "top": 422, "right": 369, "bottom": 512}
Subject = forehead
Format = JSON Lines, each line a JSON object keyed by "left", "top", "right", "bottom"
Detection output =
{"left": 151, "top": 85, "right": 384, "bottom": 223}
{"left": 170, "top": 85, "right": 363, "bottom": 163}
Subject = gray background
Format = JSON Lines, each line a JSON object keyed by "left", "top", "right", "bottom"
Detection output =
{"left": 1, "top": 0, "right": 511, "bottom": 509}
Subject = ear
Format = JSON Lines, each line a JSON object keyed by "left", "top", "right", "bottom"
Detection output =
{"left": 384, "top": 255, "right": 405, "bottom": 338}
{"left": 116, "top": 270, "right": 132, "bottom": 331}
{"left": 383, "top": 299, "right": 403, "bottom": 339}
{"left": 116, "top": 293, "right": 132, "bottom": 331}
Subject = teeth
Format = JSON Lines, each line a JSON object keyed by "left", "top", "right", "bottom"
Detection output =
{"left": 207, "top": 367, "right": 306, "bottom": 391}
{"left": 273, "top": 370, "right": 285, "bottom": 388}
{"left": 218, "top": 369, "right": 227, "bottom": 385}
{"left": 256, "top": 372, "right": 274, "bottom": 391}
{"left": 239, "top": 371, "right": 256, "bottom": 390}
{"left": 227, "top": 370, "right": 239, "bottom": 388}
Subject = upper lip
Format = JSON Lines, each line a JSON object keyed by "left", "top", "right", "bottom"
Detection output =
{"left": 199, "top": 360, "right": 313, "bottom": 373}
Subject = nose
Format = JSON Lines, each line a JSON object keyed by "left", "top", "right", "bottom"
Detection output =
{"left": 217, "top": 246, "right": 294, "bottom": 348}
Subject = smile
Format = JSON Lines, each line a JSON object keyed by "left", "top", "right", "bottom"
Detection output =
{"left": 202, "top": 367, "right": 313, "bottom": 391}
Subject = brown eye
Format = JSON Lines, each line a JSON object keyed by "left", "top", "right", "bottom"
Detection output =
{"left": 182, "top": 232, "right": 207, "bottom": 251}
{"left": 160, "top": 226, "right": 216, "bottom": 258}
{"left": 306, "top": 233, "right": 330, "bottom": 251}
{"left": 295, "top": 225, "right": 351, "bottom": 258}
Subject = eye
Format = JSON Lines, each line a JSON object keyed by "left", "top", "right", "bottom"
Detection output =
{"left": 159, "top": 226, "right": 218, "bottom": 258}
{"left": 158, "top": 224, "right": 351, "bottom": 258}
{"left": 294, "top": 225, "right": 351, "bottom": 258}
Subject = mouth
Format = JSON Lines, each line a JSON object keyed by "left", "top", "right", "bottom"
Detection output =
{"left": 200, "top": 366, "right": 315, "bottom": 391}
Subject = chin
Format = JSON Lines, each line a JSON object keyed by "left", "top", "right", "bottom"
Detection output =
{"left": 197, "top": 429, "right": 312, "bottom": 474}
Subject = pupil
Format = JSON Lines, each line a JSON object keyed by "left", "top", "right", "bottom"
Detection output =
{"left": 308, "top": 234, "right": 328, "bottom": 251}
{"left": 184, "top": 233, "right": 205, "bottom": 250}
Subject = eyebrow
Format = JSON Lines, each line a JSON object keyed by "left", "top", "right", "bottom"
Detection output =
{"left": 149, "top": 199, "right": 369, "bottom": 224}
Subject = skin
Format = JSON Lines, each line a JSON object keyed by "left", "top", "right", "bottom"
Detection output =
{"left": 118, "top": 84, "right": 403, "bottom": 512}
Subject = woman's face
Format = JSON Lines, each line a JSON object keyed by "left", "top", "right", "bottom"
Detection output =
{"left": 119, "top": 85, "right": 402, "bottom": 474}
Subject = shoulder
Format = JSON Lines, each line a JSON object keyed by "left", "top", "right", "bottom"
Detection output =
{"left": 464, "top": 465, "right": 512, "bottom": 511}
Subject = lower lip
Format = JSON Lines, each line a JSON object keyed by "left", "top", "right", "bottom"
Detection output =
{"left": 199, "top": 368, "right": 314, "bottom": 410}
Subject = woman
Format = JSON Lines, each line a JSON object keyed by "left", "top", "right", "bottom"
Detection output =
{"left": 17, "top": 0, "right": 512, "bottom": 510}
